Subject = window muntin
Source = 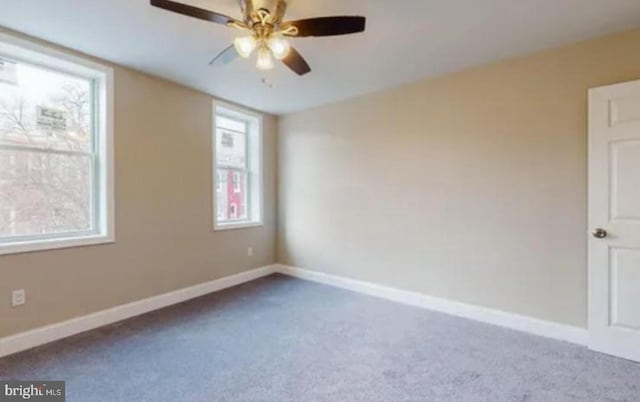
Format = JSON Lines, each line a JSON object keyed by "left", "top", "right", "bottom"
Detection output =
{"left": 214, "top": 105, "right": 261, "bottom": 229}
{"left": 0, "top": 34, "right": 113, "bottom": 254}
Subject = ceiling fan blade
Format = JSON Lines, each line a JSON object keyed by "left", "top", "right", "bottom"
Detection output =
{"left": 282, "top": 16, "right": 366, "bottom": 37}
{"left": 209, "top": 45, "right": 239, "bottom": 66}
{"left": 282, "top": 47, "right": 311, "bottom": 76}
{"left": 150, "top": 0, "right": 238, "bottom": 26}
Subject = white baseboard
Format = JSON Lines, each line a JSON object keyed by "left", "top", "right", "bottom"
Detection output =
{"left": 275, "top": 265, "right": 588, "bottom": 346}
{"left": 0, "top": 265, "right": 276, "bottom": 358}
{"left": 1, "top": 263, "right": 588, "bottom": 359}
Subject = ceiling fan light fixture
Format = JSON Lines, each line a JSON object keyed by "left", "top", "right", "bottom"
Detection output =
{"left": 150, "top": 0, "right": 367, "bottom": 76}
{"left": 267, "top": 36, "right": 291, "bottom": 60}
{"left": 256, "top": 46, "right": 275, "bottom": 70}
{"left": 233, "top": 35, "right": 258, "bottom": 58}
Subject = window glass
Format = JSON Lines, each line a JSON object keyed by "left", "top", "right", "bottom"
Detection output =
{"left": 0, "top": 149, "right": 93, "bottom": 237}
{"left": 217, "top": 115, "right": 246, "bottom": 133}
{"left": 0, "top": 61, "right": 93, "bottom": 153}
{"left": 216, "top": 128, "right": 246, "bottom": 169}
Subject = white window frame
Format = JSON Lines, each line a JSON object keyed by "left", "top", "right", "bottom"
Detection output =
{"left": 0, "top": 32, "right": 115, "bottom": 255}
{"left": 213, "top": 101, "right": 263, "bottom": 231}
{"left": 215, "top": 171, "right": 222, "bottom": 192}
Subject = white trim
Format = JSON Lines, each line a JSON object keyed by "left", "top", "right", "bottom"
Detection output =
{"left": 100, "top": 58, "right": 116, "bottom": 247}
{"left": 0, "top": 265, "right": 276, "bottom": 358}
{"left": 0, "top": 32, "right": 115, "bottom": 256}
{"left": 275, "top": 265, "right": 588, "bottom": 345}
{"left": 213, "top": 222, "right": 264, "bottom": 231}
{"left": 212, "top": 100, "right": 264, "bottom": 231}
{"left": 0, "top": 234, "right": 114, "bottom": 256}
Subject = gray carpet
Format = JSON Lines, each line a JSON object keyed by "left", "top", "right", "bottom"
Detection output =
{"left": 1, "top": 274, "right": 639, "bottom": 402}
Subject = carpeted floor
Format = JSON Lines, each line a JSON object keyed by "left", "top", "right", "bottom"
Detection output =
{"left": 1, "top": 274, "right": 639, "bottom": 401}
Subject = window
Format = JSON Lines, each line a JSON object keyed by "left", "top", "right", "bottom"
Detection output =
{"left": 0, "top": 33, "right": 114, "bottom": 255}
{"left": 213, "top": 104, "right": 262, "bottom": 230}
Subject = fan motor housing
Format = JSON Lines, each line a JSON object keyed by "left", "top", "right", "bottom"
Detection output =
{"left": 241, "top": 0, "right": 287, "bottom": 26}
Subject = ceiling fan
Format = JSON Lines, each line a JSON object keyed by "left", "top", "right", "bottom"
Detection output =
{"left": 150, "top": 0, "right": 366, "bottom": 76}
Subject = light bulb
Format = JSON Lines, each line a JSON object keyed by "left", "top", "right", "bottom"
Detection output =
{"left": 233, "top": 36, "right": 257, "bottom": 58}
{"left": 267, "top": 36, "right": 291, "bottom": 60}
{"left": 256, "top": 47, "right": 274, "bottom": 70}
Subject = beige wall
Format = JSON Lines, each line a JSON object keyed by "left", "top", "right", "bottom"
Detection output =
{"left": 278, "top": 28, "right": 640, "bottom": 328}
{"left": 0, "top": 31, "right": 278, "bottom": 338}
{"left": 5, "top": 26, "right": 640, "bottom": 339}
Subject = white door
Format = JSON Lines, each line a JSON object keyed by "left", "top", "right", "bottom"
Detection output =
{"left": 589, "top": 80, "right": 640, "bottom": 362}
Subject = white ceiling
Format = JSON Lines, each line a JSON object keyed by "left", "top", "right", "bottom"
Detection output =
{"left": 1, "top": 1, "right": 640, "bottom": 115}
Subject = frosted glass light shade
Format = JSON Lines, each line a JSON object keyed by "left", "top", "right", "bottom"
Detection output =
{"left": 256, "top": 47, "right": 275, "bottom": 70}
{"left": 233, "top": 36, "right": 258, "bottom": 58}
{"left": 267, "top": 36, "right": 291, "bottom": 60}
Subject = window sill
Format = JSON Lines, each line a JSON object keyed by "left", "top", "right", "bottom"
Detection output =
{"left": 0, "top": 234, "right": 114, "bottom": 256}
{"left": 214, "top": 221, "right": 264, "bottom": 232}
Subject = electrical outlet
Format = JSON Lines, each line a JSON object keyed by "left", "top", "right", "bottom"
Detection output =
{"left": 247, "top": 247, "right": 253, "bottom": 257}
{"left": 12, "top": 289, "right": 25, "bottom": 307}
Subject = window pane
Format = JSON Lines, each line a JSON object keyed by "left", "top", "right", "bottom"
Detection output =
{"left": 216, "top": 128, "right": 246, "bottom": 169}
{"left": 0, "top": 59, "right": 93, "bottom": 153}
{"left": 215, "top": 168, "right": 248, "bottom": 223}
{"left": 0, "top": 149, "right": 93, "bottom": 238}
{"left": 216, "top": 115, "right": 246, "bottom": 133}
